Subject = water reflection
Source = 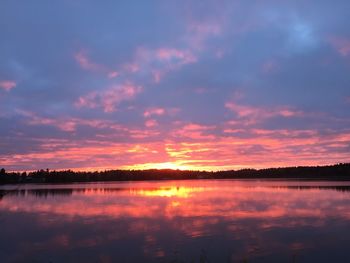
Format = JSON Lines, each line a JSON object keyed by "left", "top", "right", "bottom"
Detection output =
{"left": 1, "top": 180, "right": 350, "bottom": 262}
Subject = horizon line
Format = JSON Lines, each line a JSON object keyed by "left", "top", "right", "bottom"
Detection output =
{"left": 3, "top": 162, "right": 349, "bottom": 174}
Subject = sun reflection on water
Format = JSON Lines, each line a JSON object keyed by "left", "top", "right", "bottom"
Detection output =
{"left": 1, "top": 181, "right": 350, "bottom": 262}
{"left": 130, "top": 186, "right": 206, "bottom": 198}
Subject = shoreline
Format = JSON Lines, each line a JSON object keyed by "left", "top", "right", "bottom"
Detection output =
{"left": 1, "top": 163, "right": 350, "bottom": 185}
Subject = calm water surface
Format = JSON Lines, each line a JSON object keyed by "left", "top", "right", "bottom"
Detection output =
{"left": 1, "top": 180, "right": 350, "bottom": 262}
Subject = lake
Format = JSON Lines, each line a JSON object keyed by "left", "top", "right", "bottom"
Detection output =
{"left": 1, "top": 180, "right": 350, "bottom": 262}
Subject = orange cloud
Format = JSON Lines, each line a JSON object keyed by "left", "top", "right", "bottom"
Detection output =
{"left": 3, "top": 107, "right": 350, "bottom": 171}
{"left": 2, "top": 127, "right": 350, "bottom": 172}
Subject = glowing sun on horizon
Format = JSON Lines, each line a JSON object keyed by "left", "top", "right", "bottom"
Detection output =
{"left": 122, "top": 162, "right": 193, "bottom": 171}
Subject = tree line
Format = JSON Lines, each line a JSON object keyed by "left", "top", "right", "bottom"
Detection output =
{"left": 0, "top": 163, "right": 350, "bottom": 184}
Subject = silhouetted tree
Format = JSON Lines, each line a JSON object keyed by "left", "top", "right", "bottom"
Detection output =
{"left": 1, "top": 163, "right": 350, "bottom": 185}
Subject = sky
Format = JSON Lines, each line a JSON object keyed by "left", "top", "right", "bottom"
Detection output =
{"left": 0, "top": 0, "right": 350, "bottom": 171}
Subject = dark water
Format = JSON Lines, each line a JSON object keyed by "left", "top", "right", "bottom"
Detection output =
{"left": 1, "top": 180, "right": 350, "bottom": 263}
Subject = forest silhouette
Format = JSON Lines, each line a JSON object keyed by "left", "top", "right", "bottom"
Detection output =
{"left": 1, "top": 163, "right": 350, "bottom": 185}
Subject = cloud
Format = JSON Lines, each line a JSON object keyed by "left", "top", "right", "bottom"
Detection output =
{"left": 17, "top": 110, "right": 76, "bottom": 132}
{"left": 74, "top": 50, "right": 102, "bottom": 71}
{"left": 287, "top": 22, "right": 317, "bottom": 52}
{"left": 172, "top": 123, "right": 216, "bottom": 140}
{"left": 1, "top": 0, "right": 350, "bottom": 171}
{"left": 156, "top": 48, "right": 197, "bottom": 64}
{"left": 108, "top": 71, "right": 119, "bottom": 79}
{"left": 329, "top": 37, "right": 350, "bottom": 57}
{"left": 145, "top": 119, "right": 158, "bottom": 128}
{"left": 121, "top": 47, "right": 197, "bottom": 83}
{"left": 123, "top": 63, "right": 140, "bottom": 73}
{"left": 186, "top": 21, "right": 223, "bottom": 50}
{"left": 0, "top": 80, "right": 16, "bottom": 91}
{"left": 17, "top": 110, "right": 127, "bottom": 132}
{"left": 74, "top": 50, "right": 120, "bottom": 79}
{"left": 143, "top": 107, "right": 166, "bottom": 118}
{"left": 262, "top": 60, "right": 279, "bottom": 74}
{"left": 225, "top": 101, "right": 304, "bottom": 125}
{"left": 75, "top": 83, "right": 142, "bottom": 112}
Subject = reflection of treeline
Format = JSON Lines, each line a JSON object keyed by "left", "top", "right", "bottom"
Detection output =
{"left": 0, "top": 187, "right": 186, "bottom": 198}
{"left": 0, "top": 163, "right": 350, "bottom": 185}
{"left": 0, "top": 188, "right": 74, "bottom": 198}
{"left": 2, "top": 185, "right": 350, "bottom": 199}
{"left": 270, "top": 185, "right": 350, "bottom": 192}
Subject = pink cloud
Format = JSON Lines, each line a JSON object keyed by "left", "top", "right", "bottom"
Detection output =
{"left": 75, "top": 91, "right": 99, "bottom": 109}
{"left": 129, "top": 129, "right": 160, "bottom": 139}
{"left": 123, "top": 63, "right": 140, "bottom": 73}
{"left": 262, "top": 60, "right": 279, "bottom": 74}
{"left": 181, "top": 124, "right": 215, "bottom": 131}
{"left": 215, "top": 49, "right": 225, "bottom": 59}
{"left": 18, "top": 111, "right": 77, "bottom": 132}
{"left": 279, "top": 109, "right": 301, "bottom": 117}
{"left": 156, "top": 48, "right": 197, "bottom": 64}
{"left": 189, "top": 23, "right": 221, "bottom": 37}
{"left": 0, "top": 140, "right": 169, "bottom": 171}
{"left": 153, "top": 48, "right": 196, "bottom": 82}
{"left": 145, "top": 119, "right": 158, "bottom": 128}
{"left": 74, "top": 50, "right": 102, "bottom": 71}
{"left": 19, "top": 111, "right": 126, "bottom": 132}
{"left": 152, "top": 70, "right": 163, "bottom": 83}
{"left": 74, "top": 49, "right": 123, "bottom": 79}
{"left": 122, "top": 47, "right": 197, "bottom": 83}
{"left": 194, "top": 87, "right": 210, "bottom": 94}
{"left": 69, "top": 16, "right": 224, "bottom": 88}
{"left": 108, "top": 71, "right": 119, "bottom": 78}
{"left": 225, "top": 101, "right": 304, "bottom": 125}
{"left": 2, "top": 120, "right": 350, "bottom": 171}
{"left": 0, "top": 80, "right": 16, "bottom": 91}
{"left": 143, "top": 107, "right": 166, "bottom": 117}
{"left": 187, "top": 22, "right": 222, "bottom": 50}
{"left": 75, "top": 83, "right": 142, "bottom": 112}
{"left": 164, "top": 127, "right": 350, "bottom": 170}
{"left": 329, "top": 37, "right": 350, "bottom": 57}
{"left": 172, "top": 123, "right": 216, "bottom": 140}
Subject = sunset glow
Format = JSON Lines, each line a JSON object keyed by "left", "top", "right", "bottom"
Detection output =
{"left": 1, "top": 1, "right": 350, "bottom": 171}
{"left": 2, "top": 181, "right": 350, "bottom": 220}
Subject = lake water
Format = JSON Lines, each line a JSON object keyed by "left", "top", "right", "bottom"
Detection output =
{"left": 1, "top": 180, "right": 350, "bottom": 262}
